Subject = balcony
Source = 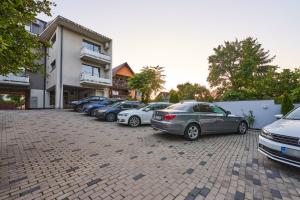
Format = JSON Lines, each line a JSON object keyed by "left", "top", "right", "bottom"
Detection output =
{"left": 80, "top": 73, "right": 111, "bottom": 86}
{"left": 80, "top": 47, "right": 111, "bottom": 64}
{"left": 0, "top": 74, "right": 30, "bottom": 85}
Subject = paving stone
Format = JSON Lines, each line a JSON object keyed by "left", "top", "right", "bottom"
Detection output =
{"left": 9, "top": 176, "right": 28, "bottom": 184}
{"left": 0, "top": 110, "right": 299, "bottom": 200}
{"left": 270, "top": 189, "right": 282, "bottom": 199}
{"left": 87, "top": 178, "right": 102, "bottom": 187}
{"left": 133, "top": 174, "right": 145, "bottom": 181}
{"left": 234, "top": 191, "right": 245, "bottom": 200}
{"left": 185, "top": 168, "right": 194, "bottom": 175}
{"left": 19, "top": 186, "right": 41, "bottom": 197}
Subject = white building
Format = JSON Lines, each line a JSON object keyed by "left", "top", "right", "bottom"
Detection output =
{"left": 0, "top": 16, "right": 112, "bottom": 109}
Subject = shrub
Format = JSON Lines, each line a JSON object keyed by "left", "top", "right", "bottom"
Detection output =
{"left": 169, "top": 91, "right": 179, "bottom": 103}
{"left": 281, "top": 92, "right": 294, "bottom": 115}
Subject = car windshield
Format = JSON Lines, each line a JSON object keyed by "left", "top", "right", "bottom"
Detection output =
{"left": 139, "top": 104, "right": 151, "bottom": 110}
{"left": 166, "top": 103, "right": 191, "bottom": 111}
{"left": 284, "top": 107, "right": 300, "bottom": 120}
{"left": 111, "top": 102, "right": 122, "bottom": 108}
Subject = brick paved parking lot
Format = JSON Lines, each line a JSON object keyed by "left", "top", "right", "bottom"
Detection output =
{"left": 0, "top": 110, "right": 299, "bottom": 200}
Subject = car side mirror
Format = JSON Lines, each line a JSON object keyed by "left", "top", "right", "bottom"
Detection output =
{"left": 226, "top": 111, "right": 231, "bottom": 115}
{"left": 275, "top": 114, "right": 283, "bottom": 119}
{"left": 143, "top": 108, "right": 150, "bottom": 112}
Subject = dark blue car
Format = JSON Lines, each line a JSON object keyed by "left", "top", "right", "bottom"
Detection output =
{"left": 70, "top": 96, "right": 107, "bottom": 112}
{"left": 83, "top": 99, "right": 122, "bottom": 116}
{"left": 94, "top": 101, "right": 144, "bottom": 122}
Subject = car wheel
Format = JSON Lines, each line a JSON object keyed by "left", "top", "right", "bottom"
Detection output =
{"left": 237, "top": 121, "right": 248, "bottom": 134}
{"left": 128, "top": 116, "right": 141, "bottom": 127}
{"left": 184, "top": 123, "right": 200, "bottom": 141}
{"left": 106, "top": 113, "right": 116, "bottom": 122}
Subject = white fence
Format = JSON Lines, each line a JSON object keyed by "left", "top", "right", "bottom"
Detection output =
{"left": 214, "top": 100, "right": 300, "bottom": 129}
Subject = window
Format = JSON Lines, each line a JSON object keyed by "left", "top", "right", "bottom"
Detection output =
{"left": 51, "top": 34, "right": 56, "bottom": 44}
{"left": 50, "top": 60, "right": 56, "bottom": 71}
{"left": 82, "top": 40, "right": 101, "bottom": 53}
{"left": 193, "top": 104, "right": 212, "bottom": 112}
{"left": 81, "top": 64, "right": 101, "bottom": 77}
{"left": 31, "top": 23, "right": 40, "bottom": 35}
{"left": 122, "top": 104, "right": 132, "bottom": 109}
{"left": 211, "top": 106, "right": 226, "bottom": 115}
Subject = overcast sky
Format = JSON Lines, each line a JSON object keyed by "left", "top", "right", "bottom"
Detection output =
{"left": 38, "top": 0, "right": 300, "bottom": 91}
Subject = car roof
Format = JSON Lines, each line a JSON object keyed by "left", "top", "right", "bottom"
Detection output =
{"left": 179, "top": 101, "right": 214, "bottom": 106}
{"left": 151, "top": 102, "right": 170, "bottom": 104}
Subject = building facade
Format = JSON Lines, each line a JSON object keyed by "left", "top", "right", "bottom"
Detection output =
{"left": 110, "top": 63, "right": 135, "bottom": 99}
{"left": 0, "top": 16, "right": 112, "bottom": 109}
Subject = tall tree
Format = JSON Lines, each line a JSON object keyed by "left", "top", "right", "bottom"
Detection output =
{"left": 0, "top": 0, "right": 55, "bottom": 75}
{"left": 128, "top": 66, "right": 165, "bottom": 103}
{"left": 207, "top": 37, "right": 276, "bottom": 99}
{"left": 176, "top": 82, "right": 211, "bottom": 101}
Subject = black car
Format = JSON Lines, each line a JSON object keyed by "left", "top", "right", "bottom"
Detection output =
{"left": 95, "top": 101, "right": 144, "bottom": 122}
{"left": 70, "top": 96, "right": 107, "bottom": 112}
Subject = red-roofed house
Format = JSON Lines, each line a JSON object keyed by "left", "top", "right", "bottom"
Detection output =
{"left": 110, "top": 63, "right": 136, "bottom": 99}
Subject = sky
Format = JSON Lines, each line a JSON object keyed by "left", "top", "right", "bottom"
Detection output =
{"left": 38, "top": 0, "right": 300, "bottom": 91}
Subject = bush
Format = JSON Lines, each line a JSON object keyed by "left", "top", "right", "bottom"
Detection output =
{"left": 291, "top": 87, "right": 300, "bottom": 103}
{"left": 169, "top": 91, "right": 179, "bottom": 103}
{"left": 281, "top": 92, "right": 294, "bottom": 115}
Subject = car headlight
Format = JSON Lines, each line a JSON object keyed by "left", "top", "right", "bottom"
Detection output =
{"left": 119, "top": 113, "right": 128, "bottom": 117}
{"left": 260, "top": 129, "right": 273, "bottom": 139}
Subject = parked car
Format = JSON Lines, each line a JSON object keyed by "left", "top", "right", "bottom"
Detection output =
{"left": 117, "top": 102, "right": 171, "bottom": 127}
{"left": 95, "top": 101, "right": 144, "bottom": 122}
{"left": 83, "top": 99, "right": 123, "bottom": 116}
{"left": 70, "top": 96, "right": 106, "bottom": 112}
{"left": 258, "top": 107, "right": 300, "bottom": 168}
{"left": 151, "top": 102, "right": 248, "bottom": 140}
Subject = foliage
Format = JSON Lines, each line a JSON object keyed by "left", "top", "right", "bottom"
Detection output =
{"left": 0, "top": 0, "right": 55, "bottom": 75}
{"left": 169, "top": 89, "right": 179, "bottom": 103}
{"left": 291, "top": 87, "right": 300, "bottom": 103}
{"left": 243, "top": 110, "right": 255, "bottom": 128}
{"left": 281, "top": 92, "right": 294, "bottom": 115}
{"left": 128, "top": 66, "right": 165, "bottom": 103}
{"left": 207, "top": 37, "right": 277, "bottom": 100}
{"left": 176, "top": 82, "right": 212, "bottom": 101}
{"left": 153, "top": 95, "right": 164, "bottom": 102}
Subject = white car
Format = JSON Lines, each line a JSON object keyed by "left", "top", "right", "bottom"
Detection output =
{"left": 117, "top": 102, "right": 171, "bottom": 127}
{"left": 258, "top": 107, "right": 300, "bottom": 168}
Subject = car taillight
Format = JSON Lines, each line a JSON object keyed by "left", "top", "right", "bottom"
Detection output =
{"left": 164, "top": 114, "right": 176, "bottom": 121}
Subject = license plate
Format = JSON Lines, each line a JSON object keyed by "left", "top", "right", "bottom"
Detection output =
{"left": 281, "top": 146, "right": 287, "bottom": 153}
{"left": 155, "top": 115, "right": 162, "bottom": 120}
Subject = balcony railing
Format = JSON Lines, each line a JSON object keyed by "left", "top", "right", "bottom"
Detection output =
{"left": 0, "top": 74, "right": 30, "bottom": 85}
{"left": 80, "top": 47, "right": 111, "bottom": 64}
{"left": 80, "top": 73, "right": 111, "bottom": 86}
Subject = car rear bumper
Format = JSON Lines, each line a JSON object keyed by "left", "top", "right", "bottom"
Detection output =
{"left": 258, "top": 135, "right": 300, "bottom": 168}
{"left": 151, "top": 119, "right": 184, "bottom": 135}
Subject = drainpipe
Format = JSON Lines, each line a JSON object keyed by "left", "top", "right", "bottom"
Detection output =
{"left": 59, "top": 27, "right": 64, "bottom": 108}
{"left": 43, "top": 46, "right": 47, "bottom": 108}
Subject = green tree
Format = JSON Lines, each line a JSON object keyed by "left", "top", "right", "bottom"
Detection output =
{"left": 0, "top": 0, "right": 55, "bottom": 75}
{"left": 291, "top": 87, "right": 300, "bottom": 103}
{"left": 207, "top": 37, "right": 276, "bottom": 99}
{"left": 128, "top": 66, "right": 165, "bottom": 103}
{"left": 169, "top": 89, "right": 179, "bottom": 103}
{"left": 281, "top": 92, "right": 294, "bottom": 115}
{"left": 176, "top": 82, "right": 211, "bottom": 101}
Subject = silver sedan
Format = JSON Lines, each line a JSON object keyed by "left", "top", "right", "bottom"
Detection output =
{"left": 259, "top": 107, "right": 300, "bottom": 168}
{"left": 151, "top": 102, "right": 248, "bottom": 140}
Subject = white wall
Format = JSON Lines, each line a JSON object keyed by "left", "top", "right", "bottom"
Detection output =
{"left": 214, "top": 100, "right": 300, "bottom": 129}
